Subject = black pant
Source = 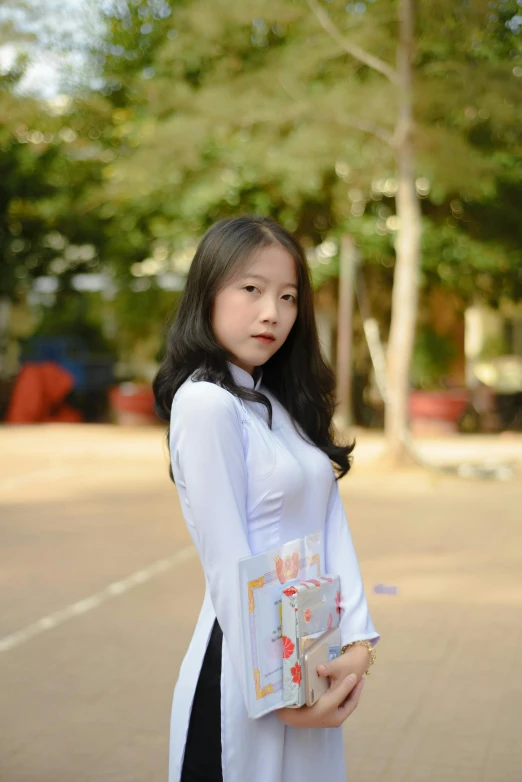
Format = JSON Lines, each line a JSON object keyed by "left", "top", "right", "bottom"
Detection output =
{"left": 180, "top": 619, "right": 223, "bottom": 782}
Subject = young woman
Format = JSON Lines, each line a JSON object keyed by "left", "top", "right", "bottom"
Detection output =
{"left": 153, "top": 215, "right": 380, "bottom": 782}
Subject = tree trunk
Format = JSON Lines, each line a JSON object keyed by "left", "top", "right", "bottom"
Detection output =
{"left": 384, "top": 0, "right": 422, "bottom": 464}
{"left": 0, "top": 297, "right": 11, "bottom": 379}
{"left": 336, "top": 234, "right": 356, "bottom": 428}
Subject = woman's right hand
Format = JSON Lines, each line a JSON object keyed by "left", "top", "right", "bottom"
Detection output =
{"left": 275, "top": 673, "right": 365, "bottom": 729}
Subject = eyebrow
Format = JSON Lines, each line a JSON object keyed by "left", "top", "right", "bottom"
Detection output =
{"left": 241, "top": 273, "right": 298, "bottom": 290}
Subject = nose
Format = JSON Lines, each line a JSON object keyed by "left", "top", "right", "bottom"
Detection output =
{"left": 260, "top": 296, "right": 279, "bottom": 324}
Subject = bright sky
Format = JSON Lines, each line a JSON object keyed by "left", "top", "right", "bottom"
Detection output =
{"left": 0, "top": 0, "right": 105, "bottom": 97}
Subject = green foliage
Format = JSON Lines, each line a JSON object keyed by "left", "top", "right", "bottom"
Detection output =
{"left": 477, "top": 333, "right": 509, "bottom": 361}
{"left": 30, "top": 292, "right": 114, "bottom": 354}
{"left": 411, "top": 325, "right": 457, "bottom": 389}
{"left": 91, "top": 0, "right": 522, "bottom": 303}
{"left": 1, "top": 0, "right": 521, "bottom": 368}
{"left": 110, "top": 283, "right": 181, "bottom": 348}
{"left": 0, "top": 73, "right": 111, "bottom": 299}
{"left": 419, "top": 218, "right": 519, "bottom": 305}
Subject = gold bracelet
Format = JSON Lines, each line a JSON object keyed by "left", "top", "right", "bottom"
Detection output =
{"left": 340, "top": 640, "right": 376, "bottom": 676}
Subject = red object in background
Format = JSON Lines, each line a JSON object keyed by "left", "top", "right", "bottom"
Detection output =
{"left": 6, "top": 362, "right": 83, "bottom": 423}
{"left": 409, "top": 389, "right": 470, "bottom": 421}
{"left": 108, "top": 383, "right": 158, "bottom": 425}
{"left": 409, "top": 389, "right": 470, "bottom": 435}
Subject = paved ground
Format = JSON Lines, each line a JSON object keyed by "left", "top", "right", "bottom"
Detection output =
{"left": 1, "top": 424, "right": 521, "bottom": 782}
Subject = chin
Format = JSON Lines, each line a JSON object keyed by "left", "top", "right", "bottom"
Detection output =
{"left": 239, "top": 353, "right": 265, "bottom": 367}
{"left": 231, "top": 343, "right": 278, "bottom": 369}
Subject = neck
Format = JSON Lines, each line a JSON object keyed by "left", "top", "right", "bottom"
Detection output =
{"left": 226, "top": 360, "right": 262, "bottom": 390}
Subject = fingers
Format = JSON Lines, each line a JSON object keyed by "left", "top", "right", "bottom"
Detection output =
{"left": 276, "top": 674, "right": 366, "bottom": 729}
{"left": 337, "top": 676, "right": 365, "bottom": 719}
{"left": 317, "top": 656, "right": 346, "bottom": 679}
{"left": 316, "top": 673, "right": 363, "bottom": 728}
{"left": 323, "top": 673, "right": 359, "bottom": 709}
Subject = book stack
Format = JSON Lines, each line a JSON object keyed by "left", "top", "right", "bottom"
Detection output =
{"left": 281, "top": 575, "right": 341, "bottom": 708}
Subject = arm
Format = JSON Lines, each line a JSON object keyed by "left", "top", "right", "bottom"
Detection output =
{"left": 170, "top": 382, "right": 251, "bottom": 695}
{"left": 317, "top": 476, "right": 380, "bottom": 687}
{"left": 277, "top": 477, "right": 379, "bottom": 728}
{"left": 325, "top": 477, "right": 380, "bottom": 650}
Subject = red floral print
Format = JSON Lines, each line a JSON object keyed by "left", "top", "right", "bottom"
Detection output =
{"left": 291, "top": 663, "right": 302, "bottom": 685}
{"left": 304, "top": 608, "right": 312, "bottom": 623}
{"left": 335, "top": 590, "right": 342, "bottom": 614}
{"left": 282, "top": 635, "right": 295, "bottom": 659}
{"left": 327, "top": 611, "right": 333, "bottom": 630}
{"left": 283, "top": 586, "right": 298, "bottom": 597}
{"left": 275, "top": 551, "right": 300, "bottom": 585}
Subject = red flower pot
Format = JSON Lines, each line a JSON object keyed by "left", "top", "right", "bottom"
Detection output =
{"left": 109, "top": 383, "right": 158, "bottom": 425}
{"left": 409, "top": 389, "right": 470, "bottom": 434}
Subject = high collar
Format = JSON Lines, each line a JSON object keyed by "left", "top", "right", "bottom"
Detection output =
{"left": 227, "top": 361, "right": 263, "bottom": 390}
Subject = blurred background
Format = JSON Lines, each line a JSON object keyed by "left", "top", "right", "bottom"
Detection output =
{"left": 1, "top": 2, "right": 521, "bottom": 781}
{"left": 0, "top": 0, "right": 521, "bottom": 432}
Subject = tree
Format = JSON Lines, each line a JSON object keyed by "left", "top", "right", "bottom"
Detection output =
{"left": 93, "top": 0, "right": 521, "bottom": 459}
{"left": 6, "top": 1, "right": 519, "bottom": 428}
{"left": 304, "top": 0, "right": 423, "bottom": 463}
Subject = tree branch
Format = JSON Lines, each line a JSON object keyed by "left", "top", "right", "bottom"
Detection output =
{"left": 240, "top": 106, "right": 393, "bottom": 146}
{"left": 275, "top": 78, "right": 393, "bottom": 145}
{"left": 336, "top": 113, "right": 393, "bottom": 145}
{"left": 306, "top": 0, "right": 399, "bottom": 85}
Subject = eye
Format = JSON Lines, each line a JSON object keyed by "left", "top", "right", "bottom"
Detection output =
{"left": 282, "top": 294, "right": 297, "bottom": 303}
{"left": 244, "top": 285, "right": 259, "bottom": 294}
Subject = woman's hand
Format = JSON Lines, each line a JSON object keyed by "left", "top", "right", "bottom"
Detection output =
{"left": 317, "top": 644, "right": 370, "bottom": 691}
{"left": 275, "top": 672, "right": 365, "bottom": 729}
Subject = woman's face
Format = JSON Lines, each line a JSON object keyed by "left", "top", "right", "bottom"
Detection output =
{"left": 211, "top": 243, "right": 299, "bottom": 376}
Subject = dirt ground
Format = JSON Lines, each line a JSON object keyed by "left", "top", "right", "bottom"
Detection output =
{"left": 1, "top": 424, "right": 521, "bottom": 782}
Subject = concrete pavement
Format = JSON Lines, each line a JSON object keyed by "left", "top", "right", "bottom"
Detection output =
{"left": 1, "top": 424, "right": 521, "bottom": 782}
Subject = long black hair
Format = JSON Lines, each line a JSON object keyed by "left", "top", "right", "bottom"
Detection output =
{"left": 153, "top": 215, "right": 354, "bottom": 479}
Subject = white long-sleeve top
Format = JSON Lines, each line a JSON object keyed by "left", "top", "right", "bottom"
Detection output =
{"left": 168, "top": 361, "right": 380, "bottom": 782}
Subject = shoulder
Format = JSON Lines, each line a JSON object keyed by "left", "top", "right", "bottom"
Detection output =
{"left": 171, "top": 377, "right": 243, "bottom": 424}
{"left": 169, "top": 378, "right": 247, "bottom": 464}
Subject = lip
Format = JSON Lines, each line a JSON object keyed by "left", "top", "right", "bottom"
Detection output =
{"left": 253, "top": 334, "right": 276, "bottom": 344}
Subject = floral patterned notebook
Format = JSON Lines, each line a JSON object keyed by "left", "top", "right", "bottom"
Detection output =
{"left": 281, "top": 575, "right": 341, "bottom": 708}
